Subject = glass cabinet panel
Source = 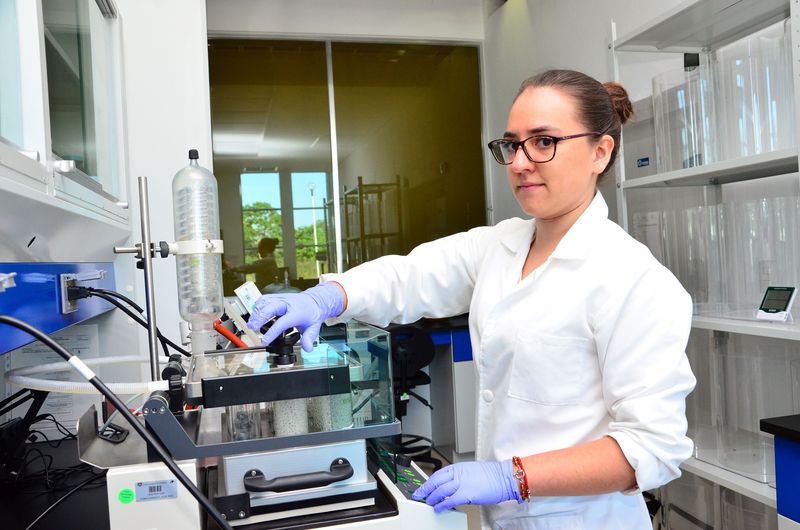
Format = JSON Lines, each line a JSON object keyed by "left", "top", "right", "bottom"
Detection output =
{"left": 0, "top": 0, "right": 24, "bottom": 148}
{"left": 43, "top": 0, "right": 122, "bottom": 199}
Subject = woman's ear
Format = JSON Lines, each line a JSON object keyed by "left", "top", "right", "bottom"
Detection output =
{"left": 593, "top": 135, "right": 615, "bottom": 174}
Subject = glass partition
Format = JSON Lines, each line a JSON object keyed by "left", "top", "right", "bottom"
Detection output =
{"left": 210, "top": 39, "right": 333, "bottom": 286}
{"left": 331, "top": 42, "right": 485, "bottom": 260}
{"left": 211, "top": 39, "right": 486, "bottom": 282}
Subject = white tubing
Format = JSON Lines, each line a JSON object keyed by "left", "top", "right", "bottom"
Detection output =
{"left": 5, "top": 355, "right": 171, "bottom": 395}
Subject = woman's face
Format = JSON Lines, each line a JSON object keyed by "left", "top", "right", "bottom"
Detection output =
{"left": 505, "top": 86, "right": 612, "bottom": 220}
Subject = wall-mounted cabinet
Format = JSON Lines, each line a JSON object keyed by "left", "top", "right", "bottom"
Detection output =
{"left": 0, "top": 0, "right": 129, "bottom": 231}
{"left": 612, "top": 0, "right": 800, "bottom": 524}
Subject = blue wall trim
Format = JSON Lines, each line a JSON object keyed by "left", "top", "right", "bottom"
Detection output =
{"left": 0, "top": 262, "right": 116, "bottom": 354}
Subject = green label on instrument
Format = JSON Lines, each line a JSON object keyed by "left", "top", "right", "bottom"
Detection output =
{"left": 118, "top": 488, "right": 135, "bottom": 504}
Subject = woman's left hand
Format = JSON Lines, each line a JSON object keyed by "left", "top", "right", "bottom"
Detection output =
{"left": 411, "top": 460, "right": 522, "bottom": 512}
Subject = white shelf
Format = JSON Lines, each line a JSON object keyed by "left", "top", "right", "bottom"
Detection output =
{"left": 681, "top": 457, "right": 776, "bottom": 508}
{"left": 622, "top": 148, "right": 798, "bottom": 189}
{"left": 692, "top": 315, "right": 800, "bottom": 341}
{"left": 615, "top": 0, "right": 789, "bottom": 52}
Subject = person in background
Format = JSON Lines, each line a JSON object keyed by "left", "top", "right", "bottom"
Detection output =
{"left": 246, "top": 69, "right": 695, "bottom": 528}
{"left": 225, "top": 237, "right": 279, "bottom": 291}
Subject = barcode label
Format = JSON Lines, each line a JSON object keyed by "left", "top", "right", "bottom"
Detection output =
{"left": 135, "top": 480, "right": 177, "bottom": 502}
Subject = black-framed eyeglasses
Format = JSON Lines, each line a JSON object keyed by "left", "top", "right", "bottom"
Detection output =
{"left": 487, "top": 132, "right": 603, "bottom": 165}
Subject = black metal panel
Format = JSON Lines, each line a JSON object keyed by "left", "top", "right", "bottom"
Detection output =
{"left": 201, "top": 365, "right": 351, "bottom": 408}
{"left": 761, "top": 414, "right": 800, "bottom": 443}
{"left": 144, "top": 397, "right": 401, "bottom": 460}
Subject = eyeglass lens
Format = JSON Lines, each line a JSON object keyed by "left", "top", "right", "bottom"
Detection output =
{"left": 491, "top": 137, "right": 555, "bottom": 164}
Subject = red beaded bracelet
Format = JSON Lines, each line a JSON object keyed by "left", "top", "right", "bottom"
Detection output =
{"left": 512, "top": 455, "right": 530, "bottom": 501}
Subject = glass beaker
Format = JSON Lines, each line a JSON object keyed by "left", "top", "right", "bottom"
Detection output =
{"left": 226, "top": 403, "right": 262, "bottom": 441}
{"left": 721, "top": 488, "right": 779, "bottom": 530}
{"left": 652, "top": 64, "right": 717, "bottom": 173}
{"left": 714, "top": 333, "right": 799, "bottom": 483}
{"left": 662, "top": 471, "right": 716, "bottom": 530}
{"left": 685, "top": 329, "right": 716, "bottom": 461}
{"left": 714, "top": 19, "right": 794, "bottom": 161}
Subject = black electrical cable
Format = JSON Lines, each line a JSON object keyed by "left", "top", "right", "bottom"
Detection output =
{"left": 68, "top": 287, "right": 171, "bottom": 357}
{"left": 89, "top": 287, "right": 145, "bottom": 314}
{"left": 89, "top": 291, "right": 171, "bottom": 357}
{"left": 14, "top": 459, "right": 99, "bottom": 495}
{"left": 35, "top": 414, "right": 77, "bottom": 440}
{"left": 23, "top": 470, "right": 107, "bottom": 530}
{"left": 83, "top": 288, "right": 170, "bottom": 356}
{"left": 0, "top": 315, "right": 233, "bottom": 530}
{"left": 87, "top": 290, "right": 189, "bottom": 357}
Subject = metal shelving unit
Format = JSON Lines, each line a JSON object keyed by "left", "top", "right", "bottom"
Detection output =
{"left": 615, "top": 0, "right": 789, "bottom": 52}
{"left": 612, "top": 0, "right": 800, "bottom": 519}
{"left": 341, "top": 176, "right": 402, "bottom": 270}
{"left": 692, "top": 314, "right": 800, "bottom": 341}
{"left": 622, "top": 148, "right": 798, "bottom": 189}
{"left": 681, "top": 457, "right": 776, "bottom": 508}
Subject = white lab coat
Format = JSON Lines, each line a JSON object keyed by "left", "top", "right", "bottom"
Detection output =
{"left": 322, "top": 193, "right": 695, "bottom": 529}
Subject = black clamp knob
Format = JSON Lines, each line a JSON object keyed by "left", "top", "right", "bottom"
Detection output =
{"left": 260, "top": 317, "right": 301, "bottom": 365}
{"left": 394, "top": 454, "right": 412, "bottom": 468}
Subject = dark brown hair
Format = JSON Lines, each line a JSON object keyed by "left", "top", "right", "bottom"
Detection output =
{"left": 516, "top": 69, "right": 633, "bottom": 179}
{"left": 258, "top": 237, "right": 279, "bottom": 256}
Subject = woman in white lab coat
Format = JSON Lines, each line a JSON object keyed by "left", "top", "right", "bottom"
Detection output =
{"left": 248, "top": 69, "right": 695, "bottom": 529}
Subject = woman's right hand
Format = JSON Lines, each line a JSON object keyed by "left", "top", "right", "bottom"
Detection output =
{"left": 246, "top": 282, "right": 345, "bottom": 352}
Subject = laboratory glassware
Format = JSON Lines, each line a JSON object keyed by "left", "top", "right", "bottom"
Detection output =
{"left": 172, "top": 149, "right": 224, "bottom": 355}
{"left": 714, "top": 19, "right": 794, "bottom": 161}
{"left": 714, "top": 332, "right": 800, "bottom": 483}
{"left": 226, "top": 403, "right": 263, "bottom": 441}
{"left": 661, "top": 471, "right": 716, "bottom": 530}
{"left": 721, "top": 488, "right": 779, "bottom": 530}
{"left": 652, "top": 63, "right": 717, "bottom": 173}
{"left": 685, "top": 329, "right": 716, "bottom": 461}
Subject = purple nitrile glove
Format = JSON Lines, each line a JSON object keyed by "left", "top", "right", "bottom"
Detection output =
{"left": 411, "top": 460, "right": 522, "bottom": 513}
{"left": 246, "top": 283, "right": 345, "bottom": 352}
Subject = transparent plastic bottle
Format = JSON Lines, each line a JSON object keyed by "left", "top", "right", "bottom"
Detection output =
{"left": 172, "top": 149, "right": 224, "bottom": 354}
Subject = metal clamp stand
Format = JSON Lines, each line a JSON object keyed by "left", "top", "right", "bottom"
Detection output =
{"left": 113, "top": 177, "right": 170, "bottom": 381}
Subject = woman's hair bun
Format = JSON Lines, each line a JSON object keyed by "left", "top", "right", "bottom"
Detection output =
{"left": 603, "top": 81, "right": 633, "bottom": 126}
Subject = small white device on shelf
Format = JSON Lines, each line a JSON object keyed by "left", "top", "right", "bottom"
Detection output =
{"left": 756, "top": 286, "right": 796, "bottom": 322}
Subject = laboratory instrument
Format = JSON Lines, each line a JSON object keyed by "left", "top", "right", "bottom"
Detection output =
{"left": 1, "top": 150, "right": 465, "bottom": 530}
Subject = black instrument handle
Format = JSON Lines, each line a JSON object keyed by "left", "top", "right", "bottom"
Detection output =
{"left": 243, "top": 458, "right": 353, "bottom": 492}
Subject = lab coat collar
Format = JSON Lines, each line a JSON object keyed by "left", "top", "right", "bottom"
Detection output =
{"left": 500, "top": 192, "right": 608, "bottom": 260}
{"left": 550, "top": 191, "right": 608, "bottom": 260}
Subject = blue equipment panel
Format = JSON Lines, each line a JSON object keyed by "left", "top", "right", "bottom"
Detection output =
{"left": 429, "top": 329, "right": 473, "bottom": 362}
{"left": 775, "top": 435, "right": 800, "bottom": 523}
{"left": 0, "top": 262, "right": 116, "bottom": 354}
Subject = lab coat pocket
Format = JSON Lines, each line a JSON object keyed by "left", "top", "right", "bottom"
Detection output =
{"left": 495, "top": 514, "right": 583, "bottom": 530}
{"left": 508, "top": 332, "right": 592, "bottom": 406}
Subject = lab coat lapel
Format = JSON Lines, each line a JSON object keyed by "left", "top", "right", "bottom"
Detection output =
{"left": 498, "top": 219, "right": 536, "bottom": 299}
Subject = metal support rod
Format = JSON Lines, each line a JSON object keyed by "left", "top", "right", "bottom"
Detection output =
{"left": 137, "top": 176, "right": 160, "bottom": 381}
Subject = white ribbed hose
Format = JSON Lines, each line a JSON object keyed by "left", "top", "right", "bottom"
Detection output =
{"left": 5, "top": 355, "right": 171, "bottom": 394}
